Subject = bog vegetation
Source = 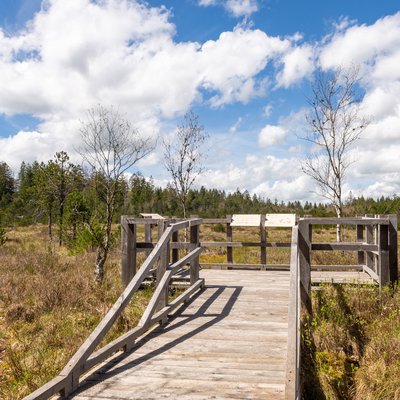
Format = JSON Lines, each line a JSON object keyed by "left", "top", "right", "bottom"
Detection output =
{"left": 1, "top": 153, "right": 400, "bottom": 399}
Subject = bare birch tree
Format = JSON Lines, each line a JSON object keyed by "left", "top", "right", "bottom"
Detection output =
{"left": 302, "top": 66, "right": 369, "bottom": 241}
{"left": 79, "top": 105, "right": 154, "bottom": 283}
{"left": 163, "top": 110, "right": 208, "bottom": 219}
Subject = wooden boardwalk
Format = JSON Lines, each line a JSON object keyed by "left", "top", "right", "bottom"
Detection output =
{"left": 70, "top": 269, "right": 290, "bottom": 400}
{"left": 22, "top": 215, "right": 397, "bottom": 400}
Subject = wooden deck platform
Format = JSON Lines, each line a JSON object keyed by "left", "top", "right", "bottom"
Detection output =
{"left": 70, "top": 269, "right": 290, "bottom": 400}
{"left": 311, "top": 270, "right": 375, "bottom": 285}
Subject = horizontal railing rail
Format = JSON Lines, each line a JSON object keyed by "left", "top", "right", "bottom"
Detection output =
{"left": 301, "top": 215, "right": 398, "bottom": 286}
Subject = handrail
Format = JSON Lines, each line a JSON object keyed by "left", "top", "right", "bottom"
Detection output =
{"left": 285, "top": 226, "right": 300, "bottom": 399}
{"left": 24, "top": 219, "right": 204, "bottom": 400}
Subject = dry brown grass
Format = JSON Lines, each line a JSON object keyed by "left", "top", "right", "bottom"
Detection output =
{"left": 1, "top": 223, "right": 398, "bottom": 399}
{"left": 0, "top": 225, "right": 153, "bottom": 399}
{"left": 302, "top": 284, "right": 400, "bottom": 400}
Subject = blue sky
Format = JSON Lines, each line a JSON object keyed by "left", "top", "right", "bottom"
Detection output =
{"left": 0, "top": 0, "right": 400, "bottom": 201}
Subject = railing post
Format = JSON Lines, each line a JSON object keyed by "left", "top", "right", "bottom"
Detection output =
{"left": 365, "top": 214, "right": 374, "bottom": 272}
{"left": 172, "top": 230, "right": 179, "bottom": 263}
{"left": 356, "top": 221, "right": 365, "bottom": 266}
{"left": 156, "top": 221, "right": 169, "bottom": 312}
{"left": 190, "top": 222, "right": 200, "bottom": 284}
{"left": 298, "top": 219, "right": 311, "bottom": 314}
{"left": 156, "top": 239, "right": 169, "bottom": 313}
{"left": 226, "top": 215, "right": 233, "bottom": 265}
{"left": 144, "top": 222, "right": 152, "bottom": 256}
{"left": 378, "top": 222, "right": 390, "bottom": 288}
{"left": 121, "top": 216, "right": 136, "bottom": 287}
{"left": 260, "top": 214, "right": 267, "bottom": 270}
{"left": 388, "top": 214, "right": 398, "bottom": 283}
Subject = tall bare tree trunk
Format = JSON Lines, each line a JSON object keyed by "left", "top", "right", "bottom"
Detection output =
{"left": 95, "top": 247, "right": 108, "bottom": 283}
{"left": 334, "top": 204, "right": 342, "bottom": 242}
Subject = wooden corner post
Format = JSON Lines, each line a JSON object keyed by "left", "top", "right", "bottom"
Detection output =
{"left": 356, "top": 221, "right": 365, "bottom": 266}
{"left": 298, "top": 219, "right": 311, "bottom": 314}
{"left": 378, "top": 221, "right": 389, "bottom": 287}
{"left": 388, "top": 214, "right": 398, "bottom": 283}
{"left": 190, "top": 222, "right": 200, "bottom": 284}
{"left": 121, "top": 216, "right": 136, "bottom": 287}
{"left": 226, "top": 215, "right": 233, "bottom": 265}
{"left": 260, "top": 214, "right": 267, "bottom": 270}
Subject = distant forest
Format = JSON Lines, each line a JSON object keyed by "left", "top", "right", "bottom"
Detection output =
{"left": 1, "top": 154, "right": 399, "bottom": 248}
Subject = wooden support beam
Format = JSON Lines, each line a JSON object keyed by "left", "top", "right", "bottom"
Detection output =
{"left": 260, "top": 214, "right": 267, "bottom": 270}
{"left": 300, "top": 217, "right": 389, "bottom": 225}
{"left": 298, "top": 220, "right": 311, "bottom": 313}
{"left": 311, "top": 243, "right": 379, "bottom": 251}
{"left": 365, "top": 221, "right": 374, "bottom": 272}
{"left": 378, "top": 223, "right": 390, "bottom": 287}
{"left": 356, "top": 223, "right": 365, "bottom": 265}
{"left": 172, "top": 230, "right": 179, "bottom": 263}
{"left": 190, "top": 223, "right": 200, "bottom": 285}
{"left": 226, "top": 215, "right": 233, "bottom": 264}
{"left": 121, "top": 216, "right": 136, "bottom": 287}
{"left": 388, "top": 214, "right": 398, "bottom": 283}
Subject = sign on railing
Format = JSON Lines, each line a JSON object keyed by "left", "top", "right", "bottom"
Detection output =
{"left": 230, "top": 213, "right": 296, "bottom": 227}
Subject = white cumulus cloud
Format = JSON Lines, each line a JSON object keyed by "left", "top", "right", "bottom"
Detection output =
{"left": 277, "top": 44, "right": 314, "bottom": 88}
{"left": 197, "top": 0, "right": 259, "bottom": 17}
{"left": 0, "top": 0, "right": 295, "bottom": 172}
{"left": 258, "top": 125, "right": 287, "bottom": 147}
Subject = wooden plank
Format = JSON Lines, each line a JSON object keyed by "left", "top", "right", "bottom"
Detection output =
{"left": 266, "top": 214, "right": 296, "bottom": 227}
{"left": 311, "top": 265, "right": 363, "bottom": 271}
{"left": 140, "top": 213, "right": 165, "bottom": 219}
{"left": 200, "top": 263, "right": 290, "bottom": 270}
{"left": 22, "top": 375, "right": 67, "bottom": 400}
{"left": 84, "top": 279, "right": 204, "bottom": 372}
{"left": 363, "top": 265, "right": 379, "bottom": 282}
{"left": 170, "top": 247, "right": 202, "bottom": 275}
{"left": 302, "top": 217, "right": 389, "bottom": 225}
{"left": 126, "top": 217, "right": 166, "bottom": 225}
{"left": 202, "top": 218, "right": 230, "bottom": 224}
{"left": 311, "top": 271, "right": 375, "bottom": 285}
{"left": 139, "top": 269, "right": 174, "bottom": 327}
{"left": 75, "top": 270, "right": 289, "bottom": 400}
{"left": 311, "top": 242, "right": 378, "bottom": 252}
{"left": 200, "top": 241, "right": 291, "bottom": 248}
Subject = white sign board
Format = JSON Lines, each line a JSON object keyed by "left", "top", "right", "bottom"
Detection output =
{"left": 265, "top": 213, "right": 296, "bottom": 227}
{"left": 140, "top": 213, "right": 165, "bottom": 219}
{"left": 231, "top": 214, "right": 261, "bottom": 227}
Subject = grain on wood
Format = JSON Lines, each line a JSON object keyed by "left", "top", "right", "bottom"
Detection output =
{"left": 70, "top": 270, "right": 291, "bottom": 400}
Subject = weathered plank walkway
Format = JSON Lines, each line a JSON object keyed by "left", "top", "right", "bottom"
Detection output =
{"left": 70, "top": 269, "right": 290, "bottom": 400}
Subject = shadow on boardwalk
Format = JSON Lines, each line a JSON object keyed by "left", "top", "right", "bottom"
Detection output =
{"left": 69, "top": 284, "right": 243, "bottom": 398}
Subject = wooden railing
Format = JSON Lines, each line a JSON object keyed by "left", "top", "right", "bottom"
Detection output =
{"left": 285, "top": 220, "right": 312, "bottom": 400}
{"left": 24, "top": 214, "right": 397, "bottom": 400}
{"left": 24, "top": 218, "right": 204, "bottom": 400}
{"left": 285, "top": 215, "right": 398, "bottom": 399}
{"left": 303, "top": 215, "right": 398, "bottom": 286}
{"left": 126, "top": 215, "right": 294, "bottom": 274}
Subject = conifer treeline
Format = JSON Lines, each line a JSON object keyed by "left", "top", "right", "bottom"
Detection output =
{"left": 1, "top": 154, "right": 399, "bottom": 248}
